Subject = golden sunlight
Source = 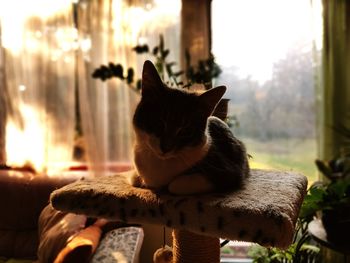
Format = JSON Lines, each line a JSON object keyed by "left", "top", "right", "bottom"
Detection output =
{"left": 1, "top": 0, "right": 76, "bottom": 176}
{"left": 6, "top": 104, "right": 46, "bottom": 173}
{"left": 111, "top": 0, "right": 181, "bottom": 47}
{"left": 5, "top": 104, "right": 72, "bottom": 175}
{"left": 0, "top": 0, "right": 73, "bottom": 55}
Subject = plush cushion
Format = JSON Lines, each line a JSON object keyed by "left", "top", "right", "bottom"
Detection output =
{"left": 53, "top": 220, "right": 105, "bottom": 263}
{"left": 0, "top": 170, "right": 83, "bottom": 258}
{"left": 37, "top": 205, "right": 125, "bottom": 263}
{"left": 0, "top": 258, "right": 32, "bottom": 263}
{"left": 0, "top": 229, "right": 38, "bottom": 260}
{"left": 37, "top": 205, "right": 87, "bottom": 263}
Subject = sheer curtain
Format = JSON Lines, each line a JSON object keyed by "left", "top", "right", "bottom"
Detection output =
{"left": 0, "top": 27, "right": 5, "bottom": 164}
{"left": 76, "top": 0, "right": 181, "bottom": 176}
{"left": 0, "top": 0, "right": 76, "bottom": 175}
{"left": 319, "top": 0, "right": 350, "bottom": 161}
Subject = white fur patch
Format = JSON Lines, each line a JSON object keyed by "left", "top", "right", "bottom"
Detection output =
{"left": 133, "top": 127, "right": 210, "bottom": 190}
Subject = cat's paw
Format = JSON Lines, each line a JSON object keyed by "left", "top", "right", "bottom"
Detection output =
{"left": 168, "top": 174, "right": 214, "bottom": 195}
{"left": 125, "top": 170, "right": 144, "bottom": 187}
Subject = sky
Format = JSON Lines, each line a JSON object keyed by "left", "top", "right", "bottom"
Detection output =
{"left": 212, "top": 0, "right": 322, "bottom": 84}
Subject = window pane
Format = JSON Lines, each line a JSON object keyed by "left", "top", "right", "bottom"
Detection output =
{"left": 212, "top": 1, "right": 323, "bottom": 259}
{"left": 212, "top": 0, "right": 322, "bottom": 186}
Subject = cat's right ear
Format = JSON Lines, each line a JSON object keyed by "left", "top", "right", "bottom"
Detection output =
{"left": 141, "top": 60, "right": 163, "bottom": 96}
{"left": 199, "top": 85, "right": 227, "bottom": 117}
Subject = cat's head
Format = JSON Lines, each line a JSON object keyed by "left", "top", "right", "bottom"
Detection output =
{"left": 133, "top": 60, "right": 226, "bottom": 158}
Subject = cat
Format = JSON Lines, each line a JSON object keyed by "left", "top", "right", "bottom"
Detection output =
{"left": 130, "top": 60, "right": 249, "bottom": 195}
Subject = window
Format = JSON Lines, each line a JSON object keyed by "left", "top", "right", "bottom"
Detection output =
{"left": 212, "top": 0, "right": 323, "bottom": 260}
{"left": 212, "top": 0, "right": 322, "bottom": 184}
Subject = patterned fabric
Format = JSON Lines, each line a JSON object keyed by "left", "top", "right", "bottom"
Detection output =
{"left": 51, "top": 169, "right": 307, "bottom": 249}
{"left": 91, "top": 227, "right": 144, "bottom": 263}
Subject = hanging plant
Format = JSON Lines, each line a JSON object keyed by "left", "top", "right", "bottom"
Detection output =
{"left": 91, "top": 34, "right": 231, "bottom": 122}
{"left": 91, "top": 34, "right": 221, "bottom": 91}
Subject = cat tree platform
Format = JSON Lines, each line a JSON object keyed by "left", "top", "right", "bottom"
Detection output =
{"left": 50, "top": 169, "right": 307, "bottom": 263}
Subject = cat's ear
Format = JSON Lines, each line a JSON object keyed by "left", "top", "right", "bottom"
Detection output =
{"left": 199, "top": 86, "right": 227, "bottom": 116}
{"left": 141, "top": 60, "right": 163, "bottom": 96}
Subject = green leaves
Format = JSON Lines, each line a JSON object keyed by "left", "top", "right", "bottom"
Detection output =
{"left": 126, "top": 68, "right": 134, "bottom": 84}
{"left": 300, "top": 174, "right": 350, "bottom": 221}
{"left": 152, "top": 46, "right": 159, "bottom": 56}
{"left": 327, "top": 177, "right": 350, "bottom": 202}
{"left": 299, "top": 186, "right": 325, "bottom": 219}
{"left": 248, "top": 243, "right": 319, "bottom": 263}
{"left": 132, "top": 44, "right": 149, "bottom": 54}
{"left": 92, "top": 62, "right": 135, "bottom": 84}
{"left": 315, "top": 159, "right": 333, "bottom": 179}
{"left": 161, "top": 49, "right": 169, "bottom": 59}
{"left": 184, "top": 51, "right": 222, "bottom": 89}
{"left": 315, "top": 151, "right": 350, "bottom": 181}
{"left": 109, "top": 63, "right": 123, "bottom": 78}
{"left": 248, "top": 223, "right": 320, "bottom": 263}
{"left": 91, "top": 33, "right": 222, "bottom": 92}
{"left": 301, "top": 153, "right": 350, "bottom": 221}
{"left": 136, "top": 79, "right": 142, "bottom": 90}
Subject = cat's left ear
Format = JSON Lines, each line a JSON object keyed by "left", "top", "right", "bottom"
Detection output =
{"left": 141, "top": 60, "right": 164, "bottom": 96}
{"left": 199, "top": 86, "right": 227, "bottom": 116}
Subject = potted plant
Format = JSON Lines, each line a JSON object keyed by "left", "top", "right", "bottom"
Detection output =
{"left": 300, "top": 152, "right": 350, "bottom": 243}
{"left": 247, "top": 151, "right": 350, "bottom": 262}
{"left": 247, "top": 216, "right": 320, "bottom": 263}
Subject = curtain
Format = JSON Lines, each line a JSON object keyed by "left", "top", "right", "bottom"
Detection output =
{"left": 0, "top": 26, "right": 5, "bottom": 164}
{"left": 76, "top": 0, "right": 181, "bottom": 176}
{"left": 320, "top": 0, "right": 350, "bottom": 160}
{"left": 319, "top": 2, "right": 350, "bottom": 261}
{"left": 181, "top": 0, "right": 211, "bottom": 68}
{"left": 0, "top": 0, "right": 76, "bottom": 175}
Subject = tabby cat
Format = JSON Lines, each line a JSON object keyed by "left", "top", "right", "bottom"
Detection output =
{"left": 130, "top": 60, "right": 249, "bottom": 195}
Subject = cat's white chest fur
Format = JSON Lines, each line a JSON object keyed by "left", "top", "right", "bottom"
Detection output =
{"left": 134, "top": 146, "right": 184, "bottom": 188}
{"left": 133, "top": 129, "right": 209, "bottom": 190}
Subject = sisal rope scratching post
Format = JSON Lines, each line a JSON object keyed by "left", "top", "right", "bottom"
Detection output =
{"left": 50, "top": 169, "right": 307, "bottom": 262}
{"left": 172, "top": 229, "right": 220, "bottom": 263}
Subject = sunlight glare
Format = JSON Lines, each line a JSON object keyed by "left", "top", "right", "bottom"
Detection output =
{"left": 6, "top": 104, "right": 46, "bottom": 173}
{"left": 111, "top": 0, "right": 181, "bottom": 46}
{"left": 6, "top": 104, "right": 73, "bottom": 176}
{"left": 212, "top": 0, "right": 322, "bottom": 83}
{"left": 0, "top": 0, "right": 73, "bottom": 55}
{"left": 1, "top": 0, "right": 76, "bottom": 176}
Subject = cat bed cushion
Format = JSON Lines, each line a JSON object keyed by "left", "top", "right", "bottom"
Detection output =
{"left": 0, "top": 170, "right": 81, "bottom": 259}
{"left": 37, "top": 205, "right": 87, "bottom": 263}
{"left": 50, "top": 169, "right": 307, "bottom": 249}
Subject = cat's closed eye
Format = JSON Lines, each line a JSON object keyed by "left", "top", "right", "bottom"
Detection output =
{"left": 175, "top": 127, "right": 188, "bottom": 137}
{"left": 177, "top": 130, "right": 193, "bottom": 140}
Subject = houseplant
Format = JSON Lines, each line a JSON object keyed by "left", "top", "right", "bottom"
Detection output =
{"left": 300, "top": 152, "right": 350, "bottom": 243}
{"left": 92, "top": 35, "right": 222, "bottom": 92}
{"left": 248, "top": 151, "right": 350, "bottom": 262}
{"left": 247, "top": 218, "right": 320, "bottom": 263}
{"left": 247, "top": 153, "right": 350, "bottom": 262}
{"left": 91, "top": 35, "right": 230, "bottom": 122}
